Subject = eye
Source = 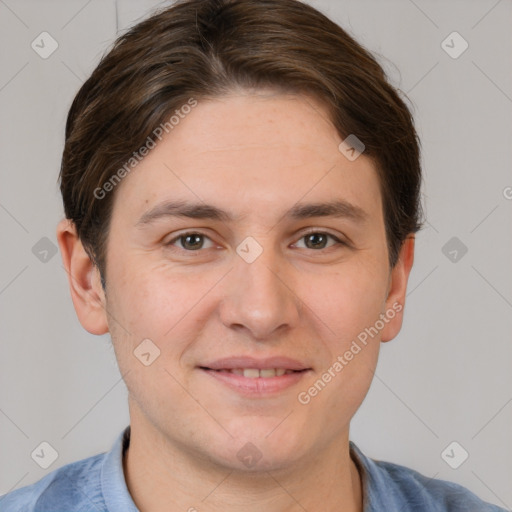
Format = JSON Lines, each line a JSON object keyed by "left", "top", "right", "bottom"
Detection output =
{"left": 166, "top": 232, "right": 215, "bottom": 251}
{"left": 165, "top": 230, "right": 346, "bottom": 253}
{"left": 294, "top": 231, "right": 345, "bottom": 250}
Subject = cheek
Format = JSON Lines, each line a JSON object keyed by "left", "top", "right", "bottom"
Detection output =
{"left": 295, "top": 269, "right": 384, "bottom": 434}
{"left": 303, "top": 257, "right": 389, "bottom": 336}
{"left": 104, "top": 263, "right": 201, "bottom": 414}
{"left": 108, "top": 254, "right": 182, "bottom": 329}
{"left": 105, "top": 256, "right": 218, "bottom": 364}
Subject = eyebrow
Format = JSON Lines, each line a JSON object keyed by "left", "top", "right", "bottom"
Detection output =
{"left": 136, "top": 198, "right": 368, "bottom": 227}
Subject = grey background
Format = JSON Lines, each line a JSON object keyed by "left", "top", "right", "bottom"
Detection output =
{"left": 0, "top": 0, "right": 511, "bottom": 508}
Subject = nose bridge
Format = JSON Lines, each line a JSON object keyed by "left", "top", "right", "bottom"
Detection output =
{"left": 219, "top": 239, "right": 301, "bottom": 338}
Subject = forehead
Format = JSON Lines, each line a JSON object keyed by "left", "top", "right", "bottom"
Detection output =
{"left": 111, "top": 93, "right": 382, "bottom": 224}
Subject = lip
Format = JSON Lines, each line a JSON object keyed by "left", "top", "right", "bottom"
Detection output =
{"left": 198, "top": 356, "right": 312, "bottom": 396}
{"left": 200, "top": 367, "right": 311, "bottom": 395}
{"left": 200, "top": 356, "right": 311, "bottom": 371}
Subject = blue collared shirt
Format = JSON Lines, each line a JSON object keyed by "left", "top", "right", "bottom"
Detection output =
{"left": 0, "top": 425, "right": 507, "bottom": 511}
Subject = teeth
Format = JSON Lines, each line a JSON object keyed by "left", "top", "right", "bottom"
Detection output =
{"left": 243, "top": 368, "right": 261, "bottom": 378}
{"left": 225, "top": 368, "right": 296, "bottom": 378}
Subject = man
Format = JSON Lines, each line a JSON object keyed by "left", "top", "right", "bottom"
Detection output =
{"left": 1, "top": 0, "right": 506, "bottom": 510}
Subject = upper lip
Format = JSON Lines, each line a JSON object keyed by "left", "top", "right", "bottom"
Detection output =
{"left": 200, "top": 356, "right": 311, "bottom": 371}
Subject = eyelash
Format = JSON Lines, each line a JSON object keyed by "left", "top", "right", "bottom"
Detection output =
{"left": 165, "top": 229, "right": 347, "bottom": 254}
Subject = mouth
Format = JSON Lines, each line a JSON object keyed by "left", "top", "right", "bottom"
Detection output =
{"left": 198, "top": 362, "right": 311, "bottom": 395}
{"left": 200, "top": 367, "right": 307, "bottom": 377}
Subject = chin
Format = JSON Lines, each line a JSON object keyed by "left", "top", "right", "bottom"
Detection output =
{"left": 205, "top": 419, "right": 309, "bottom": 472}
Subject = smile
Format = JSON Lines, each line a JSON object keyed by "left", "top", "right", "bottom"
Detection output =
{"left": 209, "top": 368, "right": 300, "bottom": 377}
{"left": 199, "top": 367, "right": 310, "bottom": 395}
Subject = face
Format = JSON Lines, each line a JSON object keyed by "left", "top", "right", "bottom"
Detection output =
{"left": 61, "top": 92, "right": 413, "bottom": 472}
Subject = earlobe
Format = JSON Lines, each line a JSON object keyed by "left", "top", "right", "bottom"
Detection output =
{"left": 380, "top": 236, "right": 415, "bottom": 343}
{"left": 56, "top": 219, "right": 109, "bottom": 335}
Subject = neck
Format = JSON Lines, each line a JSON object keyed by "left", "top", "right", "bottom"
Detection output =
{"left": 123, "top": 417, "right": 363, "bottom": 512}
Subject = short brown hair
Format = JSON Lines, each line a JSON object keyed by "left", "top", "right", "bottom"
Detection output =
{"left": 59, "top": 0, "right": 422, "bottom": 286}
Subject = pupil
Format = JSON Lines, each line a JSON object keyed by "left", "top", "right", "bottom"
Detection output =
{"left": 184, "top": 234, "right": 202, "bottom": 249}
{"left": 307, "top": 233, "right": 326, "bottom": 249}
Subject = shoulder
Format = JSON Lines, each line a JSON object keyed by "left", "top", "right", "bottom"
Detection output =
{"left": 350, "top": 442, "right": 507, "bottom": 512}
{"left": 0, "top": 452, "right": 107, "bottom": 512}
{"left": 376, "top": 459, "right": 505, "bottom": 511}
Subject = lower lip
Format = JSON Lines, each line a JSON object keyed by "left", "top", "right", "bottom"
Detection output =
{"left": 200, "top": 368, "right": 310, "bottom": 395}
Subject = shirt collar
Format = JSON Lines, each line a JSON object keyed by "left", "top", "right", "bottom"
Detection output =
{"left": 100, "top": 425, "right": 139, "bottom": 512}
{"left": 349, "top": 440, "right": 402, "bottom": 511}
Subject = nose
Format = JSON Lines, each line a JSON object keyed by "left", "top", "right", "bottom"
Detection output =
{"left": 218, "top": 243, "right": 302, "bottom": 340}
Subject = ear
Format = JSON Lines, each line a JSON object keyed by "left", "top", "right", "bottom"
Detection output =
{"left": 380, "top": 235, "right": 415, "bottom": 343}
{"left": 56, "top": 218, "right": 109, "bottom": 335}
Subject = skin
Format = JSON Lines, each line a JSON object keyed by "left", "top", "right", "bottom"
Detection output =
{"left": 57, "top": 91, "right": 415, "bottom": 512}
